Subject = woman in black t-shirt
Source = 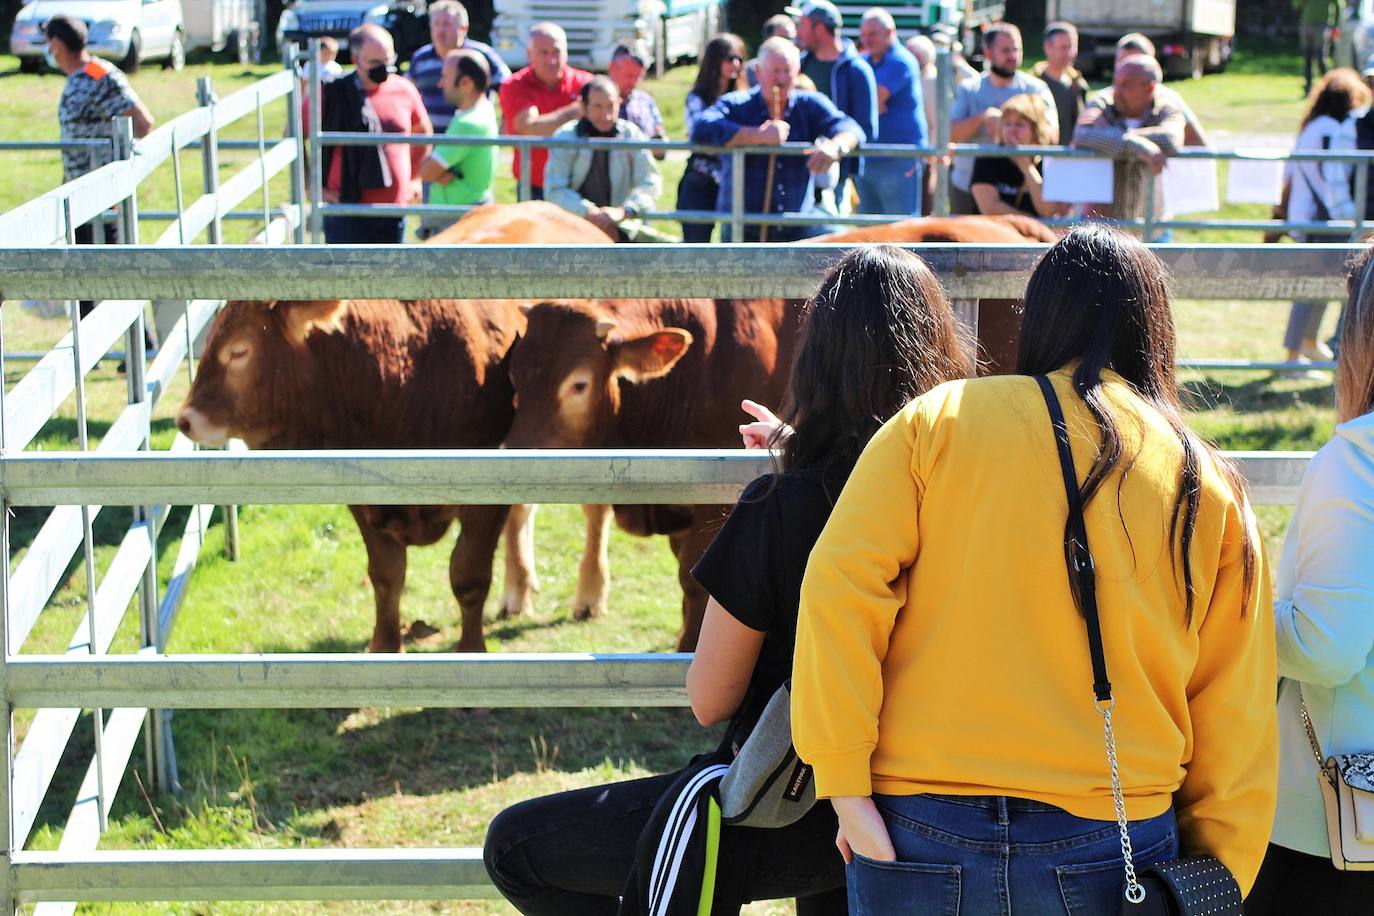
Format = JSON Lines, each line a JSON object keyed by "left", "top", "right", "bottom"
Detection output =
{"left": 970, "top": 92, "right": 1070, "bottom": 221}
{"left": 483, "top": 247, "right": 974, "bottom": 915}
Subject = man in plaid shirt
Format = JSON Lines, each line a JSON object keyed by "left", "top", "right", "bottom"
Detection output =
{"left": 1074, "top": 55, "right": 1184, "bottom": 227}
{"left": 609, "top": 41, "right": 667, "bottom": 160}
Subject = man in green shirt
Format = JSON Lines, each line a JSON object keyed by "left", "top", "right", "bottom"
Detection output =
{"left": 418, "top": 49, "right": 498, "bottom": 235}
{"left": 1297, "top": 0, "right": 1341, "bottom": 95}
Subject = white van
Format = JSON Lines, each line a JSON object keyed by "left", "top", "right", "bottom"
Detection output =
{"left": 490, "top": 0, "right": 724, "bottom": 73}
{"left": 9, "top": 0, "right": 187, "bottom": 72}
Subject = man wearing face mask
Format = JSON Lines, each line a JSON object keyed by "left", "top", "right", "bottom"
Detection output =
{"left": 544, "top": 75, "right": 662, "bottom": 240}
{"left": 947, "top": 22, "right": 1056, "bottom": 214}
{"left": 319, "top": 23, "right": 433, "bottom": 243}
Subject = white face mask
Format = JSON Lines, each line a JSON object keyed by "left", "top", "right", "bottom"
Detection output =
{"left": 44, "top": 41, "right": 59, "bottom": 70}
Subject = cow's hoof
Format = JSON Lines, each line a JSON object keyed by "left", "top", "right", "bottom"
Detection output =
{"left": 572, "top": 602, "right": 605, "bottom": 622}
{"left": 367, "top": 637, "right": 405, "bottom": 654}
{"left": 454, "top": 637, "right": 487, "bottom": 653}
{"left": 498, "top": 596, "right": 535, "bottom": 620}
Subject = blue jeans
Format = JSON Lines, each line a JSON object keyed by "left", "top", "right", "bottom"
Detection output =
{"left": 854, "top": 159, "right": 923, "bottom": 216}
{"left": 676, "top": 166, "right": 720, "bottom": 243}
{"left": 848, "top": 794, "right": 1179, "bottom": 916}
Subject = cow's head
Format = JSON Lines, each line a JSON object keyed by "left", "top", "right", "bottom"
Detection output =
{"left": 175, "top": 299, "right": 348, "bottom": 448}
{"left": 504, "top": 300, "right": 692, "bottom": 448}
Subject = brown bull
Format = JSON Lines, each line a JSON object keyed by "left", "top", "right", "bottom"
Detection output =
{"left": 503, "top": 296, "right": 803, "bottom": 650}
{"left": 174, "top": 201, "right": 608, "bottom": 653}
{"left": 815, "top": 214, "right": 1058, "bottom": 372}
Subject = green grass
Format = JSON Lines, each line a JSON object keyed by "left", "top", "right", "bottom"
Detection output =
{"left": 0, "top": 47, "right": 1342, "bottom": 915}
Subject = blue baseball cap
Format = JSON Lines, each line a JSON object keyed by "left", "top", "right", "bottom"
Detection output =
{"left": 784, "top": 1, "right": 842, "bottom": 31}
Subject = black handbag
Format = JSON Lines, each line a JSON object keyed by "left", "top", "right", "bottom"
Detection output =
{"left": 1034, "top": 376, "right": 1245, "bottom": 916}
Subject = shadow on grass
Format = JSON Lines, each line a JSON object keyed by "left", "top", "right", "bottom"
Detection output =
{"left": 1184, "top": 373, "right": 1335, "bottom": 450}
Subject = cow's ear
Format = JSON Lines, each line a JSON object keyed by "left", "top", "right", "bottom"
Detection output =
{"left": 273, "top": 300, "right": 349, "bottom": 347}
{"left": 611, "top": 329, "right": 693, "bottom": 382}
{"left": 518, "top": 302, "right": 533, "bottom": 315}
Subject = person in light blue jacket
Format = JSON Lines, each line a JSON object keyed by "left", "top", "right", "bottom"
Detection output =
{"left": 1249, "top": 245, "right": 1374, "bottom": 914}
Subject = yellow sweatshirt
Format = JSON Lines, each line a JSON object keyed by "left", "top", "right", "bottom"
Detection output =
{"left": 792, "top": 369, "right": 1277, "bottom": 892}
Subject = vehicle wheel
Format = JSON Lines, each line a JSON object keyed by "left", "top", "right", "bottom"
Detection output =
{"left": 19, "top": 56, "right": 43, "bottom": 73}
{"left": 122, "top": 30, "right": 142, "bottom": 73}
{"left": 164, "top": 30, "right": 185, "bottom": 70}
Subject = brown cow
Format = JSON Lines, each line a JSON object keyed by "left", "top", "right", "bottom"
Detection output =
{"left": 503, "top": 296, "right": 803, "bottom": 650}
{"left": 174, "top": 201, "right": 608, "bottom": 653}
{"left": 815, "top": 214, "right": 1057, "bottom": 372}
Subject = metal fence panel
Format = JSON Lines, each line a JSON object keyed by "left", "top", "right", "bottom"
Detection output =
{"left": 0, "top": 244, "right": 1357, "bottom": 302}
{"left": 5, "top": 653, "right": 693, "bottom": 710}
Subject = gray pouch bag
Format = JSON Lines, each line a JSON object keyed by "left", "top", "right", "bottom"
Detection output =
{"left": 717, "top": 681, "right": 817, "bottom": 828}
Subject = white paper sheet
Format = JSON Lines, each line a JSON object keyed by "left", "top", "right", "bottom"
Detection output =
{"left": 1225, "top": 158, "right": 1287, "bottom": 205}
{"left": 1161, "top": 158, "right": 1220, "bottom": 215}
{"left": 1041, "top": 157, "right": 1115, "bottom": 204}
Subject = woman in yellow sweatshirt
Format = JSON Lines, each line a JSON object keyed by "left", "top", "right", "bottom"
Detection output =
{"left": 792, "top": 225, "right": 1277, "bottom": 914}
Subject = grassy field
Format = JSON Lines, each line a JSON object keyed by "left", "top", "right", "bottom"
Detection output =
{"left": 0, "top": 45, "right": 1345, "bottom": 914}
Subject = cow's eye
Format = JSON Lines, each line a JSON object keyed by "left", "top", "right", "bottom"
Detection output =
{"left": 570, "top": 380, "right": 589, "bottom": 395}
{"left": 227, "top": 346, "right": 250, "bottom": 361}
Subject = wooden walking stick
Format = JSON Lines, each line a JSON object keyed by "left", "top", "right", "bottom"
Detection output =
{"left": 758, "top": 85, "right": 782, "bottom": 243}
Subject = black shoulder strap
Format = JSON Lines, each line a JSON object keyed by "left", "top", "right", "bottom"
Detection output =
{"left": 1033, "top": 375, "right": 1113, "bottom": 704}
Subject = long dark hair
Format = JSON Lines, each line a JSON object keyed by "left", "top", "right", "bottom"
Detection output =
{"left": 691, "top": 33, "right": 747, "bottom": 106}
{"left": 777, "top": 246, "right": 975, "bottom": 473}
{"left": 1016, "top": 224, "right": 1256, "bottom": 623}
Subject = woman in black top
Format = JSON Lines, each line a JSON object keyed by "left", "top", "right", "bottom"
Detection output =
{"left": 970, "top": 92, "right": 1069, "bottom": 221}
{"left": 482, "top": 246, "right": 974, "bottom": 915}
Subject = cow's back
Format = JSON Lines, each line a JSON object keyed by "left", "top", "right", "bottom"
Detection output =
{"left": 428, "top": 201, "right": 615, "bottom": 245}
{"left": 814, "top": 214, "right": 1057, "bottom": 244}
{"left": 283, "top": 298, "right": 520, "bottom": 450}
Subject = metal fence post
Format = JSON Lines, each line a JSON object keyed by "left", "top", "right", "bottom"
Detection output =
{"left": 1142, "top": 168, "right": 1156, "bottom": 241}
{"left": 114, "top": 117, "right": 173, "bottom": 796}
{"left": 196, "top": 78, "right": 223, "bottom": 245}
{"left": 309, "top": 37, "right": 324, "bottom": 243}
{"left": 933, "top": 48, "right": 952, "bottom": 217}
{"left": 730, "top": 148, "right": 745, "bottom": 241}
{"left": 519, "top": 141, "right": 532, "bottom": 202}
{"left": 285, "top": 43, "right": 307, "bottom": 244}
{"left": 1353, "top": 158, "right": 1368, "bottom": 243}
{"left": 0, "top": 311, "right": 16, "bottom": 916}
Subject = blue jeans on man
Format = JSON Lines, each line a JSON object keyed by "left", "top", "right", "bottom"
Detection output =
{"left": 854, "top": 159, "right": 923, "bottom": 217}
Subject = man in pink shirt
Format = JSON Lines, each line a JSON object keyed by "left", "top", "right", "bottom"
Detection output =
{"left": 320, "top": 24, "right": 432, "bottom": 242}
{"left": 498, "top": 22, "right": 592, "bottom": 198}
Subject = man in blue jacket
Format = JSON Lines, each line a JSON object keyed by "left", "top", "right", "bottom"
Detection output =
{"left": 857, "top": 7, "right": 926, "bottom": 215}
{"left": 692, "top": 37, "right": 864, "bottom": 241}
{"left": 788, "top": 0, "right": 877, "bottom": 208}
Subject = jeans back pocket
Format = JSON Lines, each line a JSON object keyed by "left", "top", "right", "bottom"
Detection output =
{"left": 1055, "top": 830, "right": 1177, "bottom": 916}
{"left": 847, "top": 853, "right": 962, "bottom": 916}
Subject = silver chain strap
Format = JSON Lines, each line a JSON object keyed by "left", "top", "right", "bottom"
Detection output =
{"left": 1099, "top": 698, "right": 1146, "bottom": 905}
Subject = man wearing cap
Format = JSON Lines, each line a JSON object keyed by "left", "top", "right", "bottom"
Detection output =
{"left": 692, "top": 36, "right": 864, "bottom": 241}
{"left": 499, "top": 22, "right": 594, "bottom": 199}
{"left": 789, "top": 0, "right": 878, "bottom": 204}
{"left": 609, "top": 41, "right": 669, "bottom": 160}
{"left": 947, "top": 21, "right": 1057, "bottom": 214}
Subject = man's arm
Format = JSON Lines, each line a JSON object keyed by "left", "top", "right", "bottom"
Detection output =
{"left": 1131, "top": 103, "right": 1186, "bottom": 156}
{"left": 624, "top": 127, "right": 663, "bottom": 217}
{"left": 123, "top": 101, "right": 155, "bottom": 138}
{"left": 511, "top": 102, "right": 582, "bottom": 137}
{"left": 409, "top": 99, "right": 433, "bottom": 178}
{"left": 419, "top": 152, "right": 453, "bottom": 183}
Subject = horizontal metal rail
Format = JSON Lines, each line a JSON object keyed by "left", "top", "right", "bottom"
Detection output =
{"left": 0, "top": 449, "right": 1310, "bottom": 507}
{"left": 11, "top": 849, "right": 499, "bottom": 902}
{"left": 0, "top": 243, "right": 1359, "bottom": 301}
{"left": 0, "top": 139, "right": 110, "bottom": 152}
{"left": 5, "top": 653, "right": 693, "bottom": 710}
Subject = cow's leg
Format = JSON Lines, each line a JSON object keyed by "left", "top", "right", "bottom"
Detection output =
{"left": 572, "top": 503, "right": 614, "bottom": 621}
{"left": 349, "top": 506, "right": 407, "bottom": 654}
{"left": 668, "top": 509, "right": 724, "bottom": 651}
{"left": 451, "top": 504, "right": 510, "bottom": 652}
{"left": 500, "top": 503, "right": 539, "bottom": 619}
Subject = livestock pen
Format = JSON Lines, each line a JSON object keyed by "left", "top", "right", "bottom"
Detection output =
{"left": 0, "top": 235, "right": 1340, "bottom": 910}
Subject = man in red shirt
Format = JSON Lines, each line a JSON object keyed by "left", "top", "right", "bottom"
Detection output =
{"left": 320, "top": 24, "right": 432, "bottom": 243}
{"left": 498, "top": 22, "right": 592, "bottom": 198}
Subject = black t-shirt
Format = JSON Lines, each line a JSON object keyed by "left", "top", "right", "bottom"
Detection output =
{"left": 970, "top": 155, "right": 1039, "bottom": 216}
{"left": 690, "top": 461, "right": 853, "bottom": 742}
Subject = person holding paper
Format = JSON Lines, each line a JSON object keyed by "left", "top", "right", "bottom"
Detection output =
{"left": 1073, "top": 55, "right": 1184, "bottom": 232}
{"left": 970, "top": 93, "right": 1069, "bottom": 220}
{"left": 1280, "top": 68, "right": 1369, "bottom": 368}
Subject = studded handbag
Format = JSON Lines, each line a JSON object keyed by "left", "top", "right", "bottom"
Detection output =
{"left": 1299, "top": 685, "right": 1374, "bottom": 870}
{"left": 1035, "top": 376, "right": 1245, "bottom": 916}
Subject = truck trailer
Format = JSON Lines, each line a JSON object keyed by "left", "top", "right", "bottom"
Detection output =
{"left": 1045, "top": 0, "right": 1235, "bottom": 79}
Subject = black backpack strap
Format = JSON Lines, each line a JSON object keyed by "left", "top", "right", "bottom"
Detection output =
{"left": 1033, "top": 375, "right": 1112, "bottom": 705}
